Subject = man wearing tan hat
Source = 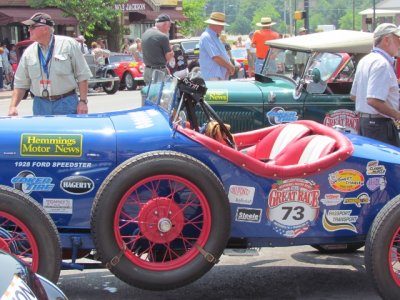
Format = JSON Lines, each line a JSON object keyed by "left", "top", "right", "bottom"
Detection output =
{"left": 350, "top": 23, "right": 400, "bottom": 146}
{"left": 199, "top": 12, "right": 235, "bottom": 80}
{"left": 251, "top": 17, "right": 279, "bottom": 74}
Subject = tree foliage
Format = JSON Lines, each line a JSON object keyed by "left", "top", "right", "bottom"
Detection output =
{"left": 27, "top": 0, "right": 127, "bottom": 38}
{"left": 180, "top": 0, "right": 208, "bottom": 37}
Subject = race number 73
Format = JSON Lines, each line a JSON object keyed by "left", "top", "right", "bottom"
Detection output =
{"left": 282, "top": 206, "right": 305, "bottom": 220}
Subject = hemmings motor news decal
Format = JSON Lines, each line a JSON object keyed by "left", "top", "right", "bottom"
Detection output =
{"left": 20, "top": 134, "right": 83, "bottom": 157}
{"left": 267, "top": 179, "right": 320, "bottom": 238}
{"left": 204, "top": 89, "right": 228, "bottom": 103}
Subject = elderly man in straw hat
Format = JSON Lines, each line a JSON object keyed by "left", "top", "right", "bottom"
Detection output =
{"left": 252, "top": 17, "right": 280, "bottom": 74}
{"left": 199, "top": 12, "right": 235, "bottom": 80}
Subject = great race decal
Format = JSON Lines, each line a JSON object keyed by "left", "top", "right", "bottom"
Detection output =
{"left": 11, "top": 170, "right": 54, "bottom": 194}
{"left": 20, "top": 134, "right": 82, "bottom": 157}
{"left": 267, "top": 179, "right": 320, "bottom": 238}
{"left": 323, "top": 109, "right": 359, "bottom": 134}
{"left": 266, "top": 107, "right": 298, "bottom": 125}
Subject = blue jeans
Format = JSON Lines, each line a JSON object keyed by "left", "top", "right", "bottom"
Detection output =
{"left": 255, "top": 58, "right": 264, "bottom": 74}
{"left": 33, "top": 93, "right": 78, "bottom": 115}
{"left": 0, "top": 67, "right": 3, "bottom": 89}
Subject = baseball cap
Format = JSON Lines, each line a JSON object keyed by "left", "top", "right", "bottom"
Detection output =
{"left": 155, "top": 14, "right": 174, "bottom": 24}
{"left": 373, "top": 23, "right": 400, "bottom": 39}
{"left": 22, "top": 12, "right": 55, "bottom": 26}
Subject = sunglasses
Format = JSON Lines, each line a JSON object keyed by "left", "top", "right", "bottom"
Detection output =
{"left": 29, "top": 24, "right": 46, "bottom": 30}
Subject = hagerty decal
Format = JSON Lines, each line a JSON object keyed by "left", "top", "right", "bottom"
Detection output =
{"left": 11, "top": 170, "right": 54, "bottom": 194}
{"left": 20, "top": 134, "right": 82, "bottom": 157}
{"left": 323, "top": 109, "right": 359, "bottom": 134}
{"left": 228, "top": 185, "right": 255, "bottom": 205}
{"left": 235, "top": 207, "right": 262, "bottom": 223}
{"left": 267, "top": 179, "right": 320, "bottom": 238}
{"left": 60, "top": 175, "right": 94, "bottom": 195}
{"left": 328, "top": 169, "right": 364, "bottom": 192}
{"left": 322, "top": 209, "right": 358, "bottom": 233}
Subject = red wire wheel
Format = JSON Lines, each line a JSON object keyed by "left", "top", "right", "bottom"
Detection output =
{"left": 0, "top": 185, "right": 61, "bottom": 283}
{"left": 114, "top": 175, "right": 212, "bottom": 271}
{"left": 388, "top": 227, "right": 400, "bottom": 286}
{"left": 91, "top": 151, "right": 231, "bottom": 290}
{"left": 0, "top": 211, "right": 39, "bottom": 271}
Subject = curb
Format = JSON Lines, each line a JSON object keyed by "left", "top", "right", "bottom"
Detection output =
{"left": 0, "top": 91, "right": 13, "bottom": 100}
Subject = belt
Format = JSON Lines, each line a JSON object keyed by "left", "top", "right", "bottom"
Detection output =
{"left": 146, "top": 65, "right": 166, "bottom": 70}
{"left": 41, "top": 90, "right": 76, "bottom": 101}
{"left": 359, "top": 112, "right": 390, "bottom": 119}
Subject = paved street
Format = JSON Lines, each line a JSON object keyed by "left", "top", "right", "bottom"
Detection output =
{"left": 0, "top": 89, "right": 382, "bottom": 299}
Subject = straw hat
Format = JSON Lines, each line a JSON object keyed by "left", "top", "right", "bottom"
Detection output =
{"left": 204, "top": 12, "right": 229, "bottom": 26}
{"left": 256, "top": 17, "right": 276, "bottom": 27}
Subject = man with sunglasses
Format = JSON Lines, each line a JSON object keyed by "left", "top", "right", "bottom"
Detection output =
{"left": 8, "top": 12, "right": 92, "bottom": 116}
{"left": 351, "top": 23, "right": 400, "bottom": 146}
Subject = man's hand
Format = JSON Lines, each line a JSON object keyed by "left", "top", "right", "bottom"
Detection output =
{"left": 8, "top": 106, "right": 18, "bottom": 116}
{"left": 77, "top": 102, "right": 88, "bottom": 114}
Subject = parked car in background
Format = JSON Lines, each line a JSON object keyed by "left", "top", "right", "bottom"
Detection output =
{"left": 0, "top": 249, "right": 67, "bottom": 299}
{"left": 231, "top": 47, "right": 248, "bottom": 77}
{"left": 84, "top": 54, "right": 120, "bottom": 94}
{"left": 199, "top": 30, "right": 374, "bottom": 133}
{"left": 169, "top": 37, "right": 200, "bottom": 71}
{"left": 107, "top": 53, "right": 145, "bottom": 90}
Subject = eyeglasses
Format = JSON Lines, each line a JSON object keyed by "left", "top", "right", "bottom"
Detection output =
{"left": 29, "top": 24, "right": 46, "bottom": 30}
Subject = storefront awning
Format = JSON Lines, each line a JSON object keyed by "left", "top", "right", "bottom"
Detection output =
{"left": 0, "top": 7, "right": 78, "bottom": 26}
{"left": 144, "top": 9, "right": 188, "bottom": 22}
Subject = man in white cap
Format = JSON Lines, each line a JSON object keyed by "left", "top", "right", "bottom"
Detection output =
{"left": 142, "top": 14, "right": 174, "bottom": 84}
{"left": 251, "top": 17, "right": 280, "bottom": 74}
{"left": 350, "top": 23, "right": 400, "bottom": 146}
{"left": 199, "top": 12, "right": 235, "bottom": 80}
{"left": 8, "top": 12, "right": 92, "bottom": 116}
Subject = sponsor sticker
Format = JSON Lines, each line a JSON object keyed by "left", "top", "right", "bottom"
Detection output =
{"left": 343, "top": 192, "right": 370, "bottom": 207}
{"left": 60, "top": 175, "right": 94, "bottom": 195}
{"left": 228, "top": 185, "right": 255, "bottom": 205}
{"left": 205, "top": 89, "right": 229, "bottom": 103}
{"left": 129, "top": 111, "right": 155, "bottom": 129}
{"left": 320, "top": 193, "right": 343, "bottom": 206}
{"left": 266, "top": 107, "right": 298, "bottom": 125}
{"left": 322, "top": 209, "right": 358, "bottom": 233}
{"left": 20, "top": 134, "right": 82, "bottom": 157}
{"left": 267, "top": 179, "right": 320, "bottom": 238}
{"left": 328, "top": 169, "right": 364, "bottom": 192}
{"left": 1, "top": 275, "right": 38, "bottom": 300}
{"left": 366, "top": 161, "right": 386, "bottom": 176}
{"left": 43, "top": 198, "right": 73, "bottom": 214}
{"left": 235, "top": 207, "right": 262, "bottom": 223}
{"left": 11, "top": 171, "right": 54, "bottom": 194}
{"left": 323, "top": 109, "right": 359, "bottom": 134}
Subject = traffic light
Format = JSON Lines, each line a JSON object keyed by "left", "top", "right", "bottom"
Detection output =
{"left": 294, "top": 11, "right": 306, "bottom": 20}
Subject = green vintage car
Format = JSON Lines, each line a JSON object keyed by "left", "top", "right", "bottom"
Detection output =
{"left": 143, "top": 30, "right": 373, "bottom": 133}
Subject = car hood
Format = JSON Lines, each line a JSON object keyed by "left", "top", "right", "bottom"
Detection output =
{"left": 204, "top": 77, "right": 296, "bottom": 104}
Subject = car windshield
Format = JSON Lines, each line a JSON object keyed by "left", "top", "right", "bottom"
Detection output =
{"left": 109, "top": 54, "right": 133, "bottom": 64}
{"left": 146, "top": 70, "right": 178, "bottom": 114}
{"left": 305, "top": 52, "right": 343, "bottom": 81}
{"left": 180, "top": 40, "right": 199, "bottom": 52}
{"left": 231, "top": 48, "right": 247, "bottom": 59}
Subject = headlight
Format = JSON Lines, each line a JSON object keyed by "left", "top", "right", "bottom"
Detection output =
{"left": 139, "top": 65, "right": 145, "bottom": 73}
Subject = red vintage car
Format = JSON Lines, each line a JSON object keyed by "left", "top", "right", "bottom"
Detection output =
{"left": 107, "top": 53, "right": 145, "bottom": 90}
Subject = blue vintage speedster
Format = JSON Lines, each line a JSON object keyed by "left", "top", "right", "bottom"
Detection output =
{"left": 1, "top": 71, "right": 400, "bottom": 299}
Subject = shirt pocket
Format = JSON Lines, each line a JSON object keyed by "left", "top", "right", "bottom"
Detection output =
{"left": 26, "top": 58, "right": 41, "bottom": 79}
{"left": 53, "top": 53, "right": 72, "bottom": 75}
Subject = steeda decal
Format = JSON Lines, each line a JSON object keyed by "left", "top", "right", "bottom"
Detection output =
{"left": 60, "top": 175, "right": 94, "bottom": 195}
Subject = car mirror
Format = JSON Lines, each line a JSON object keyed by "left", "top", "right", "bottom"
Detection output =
{"left": 311, "top": 68, "right": 321, "bottom": 83}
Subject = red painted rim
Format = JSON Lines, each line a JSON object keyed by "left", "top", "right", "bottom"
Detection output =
{"left": 114, "top": 175, "right": 212, "bottom": 271}
{"left": 389, "top": 226, "right": 400, "bottom": 286}
{"left": 0, "top": 211, "right": 39, "bottom": 272}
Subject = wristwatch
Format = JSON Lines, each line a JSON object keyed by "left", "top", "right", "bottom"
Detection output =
{"left": 79, "top": 98, "right": 88, "bottom": 104}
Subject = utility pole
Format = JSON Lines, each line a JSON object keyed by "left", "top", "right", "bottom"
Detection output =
{"left": 304, "top": 0, "right": 309, "bottom": 32}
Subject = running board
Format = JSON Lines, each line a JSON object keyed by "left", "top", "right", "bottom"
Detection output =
{"left": 223, "top": 248, "right": 259, "bottom": 256}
